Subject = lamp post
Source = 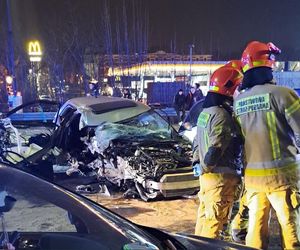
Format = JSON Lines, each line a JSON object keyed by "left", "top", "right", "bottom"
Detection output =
{"left": 6, "top": 0, "right": 17, "bottom": 95}
{"left": 189, "top": 44, "right": 194, "bottom": 87}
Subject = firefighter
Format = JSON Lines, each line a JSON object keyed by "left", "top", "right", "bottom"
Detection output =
{"left": 234, "top": 41, "right": 300, "bottom": 249}
{"left": 222, "top": 60, "right": 249, "bottom": 243}
{"left": 193, "top": 65, "right": 243, "bottom": 239}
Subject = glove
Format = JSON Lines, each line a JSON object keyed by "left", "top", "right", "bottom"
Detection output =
{"left": 193, "top": 163, "right": 203, "bottom": 177}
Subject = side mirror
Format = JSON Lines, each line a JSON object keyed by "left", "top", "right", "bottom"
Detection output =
{"left": 0, "top": 196, "right": 16, "bottom": 213}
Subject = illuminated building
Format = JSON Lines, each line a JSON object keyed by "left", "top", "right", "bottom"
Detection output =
{"left": 83, "top": 51, "right": 300, "bottom": 102}
{"left": 84, "top": 51, "right": 219, "bottom": 95}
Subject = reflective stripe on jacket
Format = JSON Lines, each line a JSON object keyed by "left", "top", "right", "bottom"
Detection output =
{"left": 234, "top": 83, "right": 300, "bottom": 191}
{"left": 193, "top": 106, "right": 242, "bottom": 176}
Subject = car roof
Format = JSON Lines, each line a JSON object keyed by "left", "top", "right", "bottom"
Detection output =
{"left": 61, "top": 96, "right": 151, "bottom": 127}
{"left": 66, "top": 96, "right": 131, "bottom": 108}
{"left": 66, "top": 96, "right": 140, "bottom": 114}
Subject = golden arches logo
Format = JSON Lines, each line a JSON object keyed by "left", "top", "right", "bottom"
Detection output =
{"left": 28, "top": 41, "right": 42, "bottom": 56}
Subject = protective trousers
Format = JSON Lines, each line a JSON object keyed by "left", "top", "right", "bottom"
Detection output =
{"left": 231, "top": 190, "right": 249, "bottom": 243}
{"left": 195, "top": 173, "right": 239, "bottom": 239}
{"left": 246, "top": 189, "right": 300, "bottom": 250}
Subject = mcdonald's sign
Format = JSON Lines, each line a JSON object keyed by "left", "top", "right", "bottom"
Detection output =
{"left": 28, "top": 41, "right": 42, "bottom": 62}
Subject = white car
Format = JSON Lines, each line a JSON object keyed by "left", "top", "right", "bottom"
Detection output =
{"left": 1, "top": 97, "right": 199, "bottom": 201}
{"left": 54, "top": 96, "right": 200, "bottom": 200}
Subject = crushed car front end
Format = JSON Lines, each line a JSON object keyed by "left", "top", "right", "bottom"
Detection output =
{"left": 77, "top": 115, "right": 199, "bottom": 201}
{"left": 1, "top": 97, "right": 199, "bottom": 201}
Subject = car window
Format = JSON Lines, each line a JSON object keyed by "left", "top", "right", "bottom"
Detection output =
{"left": 0, "top": 166, "right": 162, "bottom": 250}
{"left": 2, "top": 189, "right": 76, "bottom": 232}
{"left": 7, "top": 100, "right": 59, "bottom": 116}
{"left": 122, "top": 110, "right": 172, "bottom": 136}
{"left": 57, "top": 105, "right": 76, "bottom": 126}
{"left": 5, "top": 101, "right": 59, "bottom": 127}
{"left": 59, "top": 105, "right": 76, "bottom": 117}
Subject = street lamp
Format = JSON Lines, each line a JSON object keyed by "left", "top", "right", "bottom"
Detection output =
{"left": 6, "top": 0, "right": 17, "bottom": 96}
{"left": 5, "top": 75, "right": 13, "bottom": 85}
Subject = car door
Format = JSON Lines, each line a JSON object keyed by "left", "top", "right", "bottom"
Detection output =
{"left": 0, "top": 164, "right": 135, "bottom": 250}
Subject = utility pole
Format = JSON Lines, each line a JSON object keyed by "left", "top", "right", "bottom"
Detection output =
{"left": 6, "top": 0, "right": 17, "bottom": 95}
{"left": 189, "top": 44, "right": 194, "bottom": 87}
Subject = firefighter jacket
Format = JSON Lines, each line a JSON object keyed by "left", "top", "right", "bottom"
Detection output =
{"left": 193, "top": 106, "right": 243, "bottom": 176}
{"left": 234, "top": 83, "right": 300, "bottom": 192}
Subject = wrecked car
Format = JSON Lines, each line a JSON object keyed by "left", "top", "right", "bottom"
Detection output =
{"left": 0, "top": 97, "right": 199, "bottom": 201}
{"left": 0, "top": 100, "right": 57, "bottom": 164}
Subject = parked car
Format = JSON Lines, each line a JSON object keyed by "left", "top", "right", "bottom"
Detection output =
{"left": 0, "top": 99, "right": 58, "bottom": 167}
{"left": 0, "top": 96, "right": 199, "bottom": 201}
{"left": 0, "top": 163, "right": 254, "bottom": 250}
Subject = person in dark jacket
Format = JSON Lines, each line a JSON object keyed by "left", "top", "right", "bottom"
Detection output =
{"left": 174, "top": 89, "right": 186, "bottom": 122}
{"left": 194, "top": 83, "right": 204, "bottom": 101}
{"left": 185, "top": 86, "right": 196, "bottom": 110}
{"left": 112, "top": 85, "right": 122, "bottom": 97}
{"left": 123, "top": 88, "right": 132, "bottom": 99}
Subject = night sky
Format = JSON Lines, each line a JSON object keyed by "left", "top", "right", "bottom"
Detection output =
{"left": 1, "top": 0, "right": 300, "bottom": 61}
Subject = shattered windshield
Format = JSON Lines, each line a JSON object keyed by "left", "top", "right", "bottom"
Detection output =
{"left": 93, "top": 110, "right": 174, "bottom": 152}
{"left": 120, "top": 110, "right": 173, "bottom": 138}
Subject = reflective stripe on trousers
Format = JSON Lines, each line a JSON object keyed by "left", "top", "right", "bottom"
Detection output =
{"left": 245, "top": 162, "right": 298, "bottom": 177}
{"left": 244, "top": 162, "right": 300, "bottom": 192}
{"left": 246, "top": 189, "right": 300, "bottom": 250}
{"left": 195, "top": 173, "right": 240, "bottom": 239}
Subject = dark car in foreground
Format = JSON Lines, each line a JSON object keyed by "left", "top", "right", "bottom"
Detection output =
{"left": 0, "top": 163, "right": 254, "bottom": 250}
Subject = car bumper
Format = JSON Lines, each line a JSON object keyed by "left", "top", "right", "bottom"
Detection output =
{"left": 145, "top": 167, "right": 199, "bottom": 197}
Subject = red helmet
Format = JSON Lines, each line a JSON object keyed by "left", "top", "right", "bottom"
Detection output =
{"left": 225, "top": 60, "right": 243, "bottom": 72}
{"left": 241, "top": 41, "right": 281, "bottom": 73}
{"left": 209, "top": 66, "right": 243, "bottom": 97}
